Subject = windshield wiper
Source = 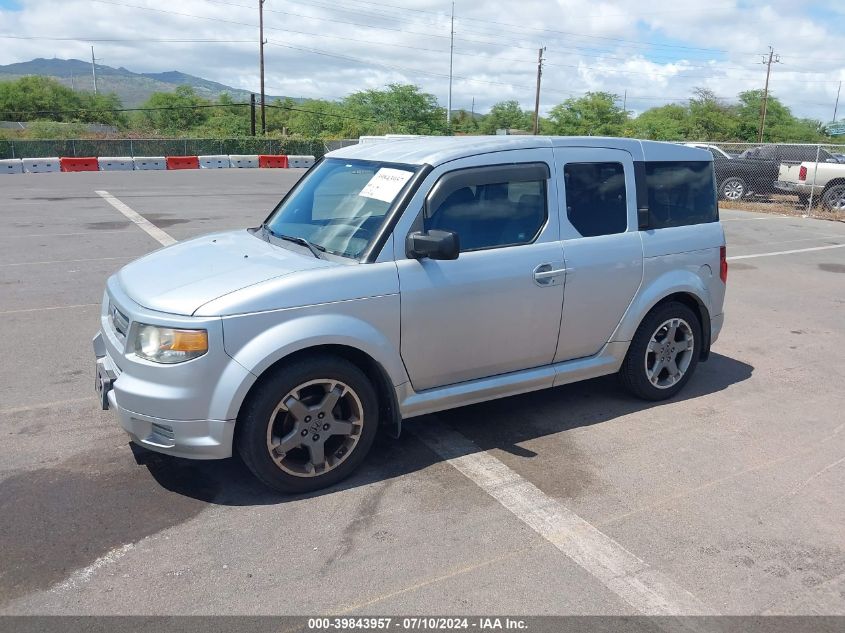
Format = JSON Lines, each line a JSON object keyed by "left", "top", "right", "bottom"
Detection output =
{"left": 262, "top": 224, "right": 326, "bottom": 259}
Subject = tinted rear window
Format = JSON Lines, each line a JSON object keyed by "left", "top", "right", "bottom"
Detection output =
{"left": 564, "top": 162, "right": 628, "bottom": 237}
{"left": 645, "top": 161, "right": 717, "bottom": 229}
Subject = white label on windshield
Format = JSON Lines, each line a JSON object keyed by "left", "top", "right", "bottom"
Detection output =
{"left": 358, "top": 168, "right": 413, "bottom": 203}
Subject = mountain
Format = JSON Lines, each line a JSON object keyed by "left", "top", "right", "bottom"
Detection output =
{"left": 0, "top": 58, "right": 288, "bottom": 107}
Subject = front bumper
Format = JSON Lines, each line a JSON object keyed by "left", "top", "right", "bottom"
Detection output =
{"left": 92, "top": 276, "right": 256, "bottom": 460}
{"left": 94, "top": 332, "right": 236, "bottom": 459}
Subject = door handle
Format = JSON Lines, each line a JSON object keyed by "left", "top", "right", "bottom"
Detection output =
{"left": 533, "top": 263, "right": 566, "bottom": 286}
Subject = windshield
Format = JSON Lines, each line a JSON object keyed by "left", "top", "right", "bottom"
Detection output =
{"left": 265, "top": 158, "right": 419, "bottom": 259}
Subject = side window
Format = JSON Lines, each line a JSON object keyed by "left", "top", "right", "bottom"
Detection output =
{"left": 645, "top": 161, "right": 718, "bottom": 229}
{"left": 563, "top": 162, "right": 628, "bottom": 238}
{"left": 424, "top": 165, "right": 548, "bottom": 252}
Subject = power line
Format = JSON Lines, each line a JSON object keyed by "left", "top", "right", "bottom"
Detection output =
{"left": 0, "top": 35, "right": 253, "bottom": 42}
{"left": 83, "top": 0, "right": 845, "bottom": 69}
{"left": 263, "top": 39, "right": 577, "bottom": 98}
{"left": 271, "top": 0, "right": 752, "bottom": 56}
{"left": 1, "top": 33, "right": 839, "bottom": 84}
{"left": 0, "top": 101, "right": 384, "bottom": 123}
{"left": 70, "top": 0, "right": 844, "bottom": 116}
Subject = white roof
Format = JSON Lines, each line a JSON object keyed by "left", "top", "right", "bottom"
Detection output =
{"left": 326, "top": 135, "right": 711, "bottom": 167}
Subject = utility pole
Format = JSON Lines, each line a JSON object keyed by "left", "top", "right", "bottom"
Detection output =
{"left": 757, "top": 46, "right": 780, "bottom": 143}
{"left": 623, "top": 89, "right": 627, "bottom": 111}
{"left": 834, "top": 81, "right": 841, "bottom": 122}
{"left": 250, "top": 93, "right": 256, "bottom": 136}
{"left": 532, "top": 46, "right": 545, "bottom": 135}
{"left": 447, "top": 1, "right": 454, "bottom": 127}
{"left": 259, "top": 0, "right": 266, "bottom": 135}
{"left": 91, "top": 46, "right": 98, "bottom": 94}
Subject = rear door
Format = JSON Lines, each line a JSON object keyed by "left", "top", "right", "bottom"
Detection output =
{"left": 552, "top": 147, "right": 643, "bottom": 362}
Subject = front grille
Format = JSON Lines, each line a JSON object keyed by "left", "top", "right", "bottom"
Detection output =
{"left": 110, "top": 304, "right": 130, "bottom": 339}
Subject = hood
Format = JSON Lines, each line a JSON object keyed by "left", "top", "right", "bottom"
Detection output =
{"left": 117, "top": 229, "right": 333, "bottom": 315}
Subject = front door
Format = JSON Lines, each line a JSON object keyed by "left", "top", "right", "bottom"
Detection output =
{"left": 396, "top": 151, "right": 565, "bottom": 392}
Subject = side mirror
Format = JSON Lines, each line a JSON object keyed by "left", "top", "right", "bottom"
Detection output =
{"left": 406, "top": 230, "right": 460, "bottom": 260}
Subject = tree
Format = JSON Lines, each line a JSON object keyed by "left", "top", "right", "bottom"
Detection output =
{"left": 0, "top": 76, "right": 125, "bottom": 126}
{"left": 546, "top": 92, "right": 628, "bottom": 136}
{"left": 451, "top": 109, "right": 480, "bottom": 133}
{"left": 284, "top": 99, "right": 349, "bottom": 138}
{"left": 734, "top": 90, "right": 824, "bottom": 142}
{"left": 628, "top": 103, "right": 689, "bottom": 140}
{"left": 196, "top": 93, "right": 251, "bottom": 137}
{"left": 77, "top": 91, "right": 127, "bottom": 127}
{"left": 139, "top": 86, "right": 210, "bottom": 135}
{"left": 343, "top": 84, "right": 446, "bottom": 135}
{"left": 481, "top": 100, "right": 532, "bottom": 134}
{"left": 687, "top": 88, "right": 737, "bottom": 141}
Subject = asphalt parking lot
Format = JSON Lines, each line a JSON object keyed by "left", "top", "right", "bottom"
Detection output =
{"left": 1, "top": 169, "right": 844, "bottom": 617}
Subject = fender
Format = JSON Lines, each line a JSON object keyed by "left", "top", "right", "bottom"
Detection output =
{"left": 219, "top": 296, "right": 408, "bottom": 418}
{"left": 611, "top": 266, "right": 713, "bottom": 344}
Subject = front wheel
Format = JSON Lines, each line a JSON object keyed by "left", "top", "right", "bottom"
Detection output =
{"left": 237, "top": 354, "right": 379, "bottom": 493}
{"left": 619, "top": 302, "right": 701, "bottom": 401}
{"left": 719, "top": 177, "right": 746, "bottom": 201}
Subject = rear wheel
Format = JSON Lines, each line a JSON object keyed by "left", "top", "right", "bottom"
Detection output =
{"left": 619, "top": 302, "right": 701, "bottom": 401}
{"left": 719, "top": 177, "right": 746, "bottom": 201}
{"left": 237, "top": 354, "right": 379, "bottom": 493}
{"left": 821, "top": 184, "right": 845, "bottom": 212}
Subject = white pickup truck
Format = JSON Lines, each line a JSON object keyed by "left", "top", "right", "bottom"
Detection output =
{"left": 776, "top": 161, "right": 845, "bottom": 210}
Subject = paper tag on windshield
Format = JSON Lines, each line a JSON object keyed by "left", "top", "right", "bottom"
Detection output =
{"left": 359, "top": 168, "right": 413, "bottom": 203}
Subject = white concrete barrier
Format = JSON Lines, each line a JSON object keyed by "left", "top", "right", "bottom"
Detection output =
{"left": 22, "top": 158, "right": 60, "bottom": 173}
{"left": 98, "top": 156, "right": 134, "bottom": 171}
{"left": 229, "top": 154, "right": 259, "bottom": 168}
{"left": 133, "top": 156, "right": 167, "bottom": 170}
{"left": 0, "top": 158, "right": 23, "bottom": 174}
{"left": 288, "top": 155, "right": 315, "bottom": 168}
{"left": 199, "top": 155, "right": 230, "bottom": 169}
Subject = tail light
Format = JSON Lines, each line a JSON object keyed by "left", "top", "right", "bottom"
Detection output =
{"left": 799, "top": 165, "right": 807, "bottom": 181}
{"left": 720, "top": 246, "right": 728, "bottom": 283}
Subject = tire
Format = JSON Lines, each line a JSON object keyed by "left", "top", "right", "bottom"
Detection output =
{"left": 821, "top": 184, "right": 845, "bottom": 212}
{"left": 236, "top": 354, "right": 379, "bottom": 493}
{"left": 619, "top": 301, "right": 702, "bottom": 401}
{"left": 719, "top": 177, "right": 746, "bottom": 201}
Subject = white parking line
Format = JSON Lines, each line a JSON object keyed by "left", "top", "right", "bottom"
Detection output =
{"left": 728, "top": 243, "right": 845, "bottom": 260}
{"left": 0, "top": 256, "right": 131, "bottom": 268}
{"left": 414, "top": 418, "right": 715, "bottom": 616}
{"left": 720, "top": 215, "right": 795, "bottom": 221}
{"left": 95, "top": 190, "right": 176, "bottom": 247}
{"left": 53, "top": 543, "right": 134, "bottom": 592}
{"left": 0, "top": 303, "right": 100, "bottom": 316}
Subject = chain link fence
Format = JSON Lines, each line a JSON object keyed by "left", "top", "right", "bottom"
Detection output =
{"left": 0, "top": 137, "right": 327, "bottom": 160}
{"left": 681, "top": 142, "right": 845, "bottom": 219}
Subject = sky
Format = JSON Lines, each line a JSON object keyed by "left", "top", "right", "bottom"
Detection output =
{"left": 1, "top": 0, "right": 843, "bottom": 122}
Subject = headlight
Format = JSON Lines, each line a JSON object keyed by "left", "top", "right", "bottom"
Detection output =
{"left": 134, "top": 324, "right": 208, "bottom": 364}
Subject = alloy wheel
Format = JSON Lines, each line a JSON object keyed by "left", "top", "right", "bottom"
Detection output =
{"left": 823, "top": 185, "right": 845, "bottom": 211}
{"left": 265, "top": 379, "right": 363, "bottom": 477}
{"left": 644, "top": 318, "right": 695, "bottom": 389}
{"left": 722, "top": 178, "right": 745, "bottom": 201}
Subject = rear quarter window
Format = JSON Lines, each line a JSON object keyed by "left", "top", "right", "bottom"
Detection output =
{"left": 645, "top": 161, "right": 718, "bottom": 229}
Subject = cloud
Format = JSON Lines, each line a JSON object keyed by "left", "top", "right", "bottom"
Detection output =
{"left": 1, "top": 0, "right": 842, "bottom": 122}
